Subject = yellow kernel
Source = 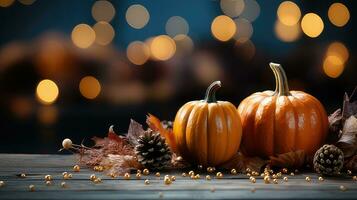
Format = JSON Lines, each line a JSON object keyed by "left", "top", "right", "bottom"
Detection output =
{"left": 143, "top": 169, "right": 149, "bottom": 175}
{"left": 29, "top": 184, "right": 35, "bottom": 192}
{"left": 73, "top": 165, "right": 80, "bottom": 172}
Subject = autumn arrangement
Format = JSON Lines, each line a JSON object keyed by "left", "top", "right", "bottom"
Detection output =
{"left": 61, "top": 62, "right": 356, "bottom": 180}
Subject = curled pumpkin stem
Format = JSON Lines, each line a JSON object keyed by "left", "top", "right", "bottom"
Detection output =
{"left": 205, "top": 81, "right": 222, "bottom": 103}
{"left": 269, "top": 62, "right": 291, "bottom": 96}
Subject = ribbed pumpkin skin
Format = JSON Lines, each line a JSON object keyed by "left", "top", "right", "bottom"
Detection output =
{"left": 173, "top": 82, "right": 242, "bottom": 166}
{"left": 237, "top": 64, "right": 328, "bottom": 158}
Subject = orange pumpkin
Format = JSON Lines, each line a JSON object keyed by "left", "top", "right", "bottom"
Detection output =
{"left": 238, "top": 63, "right": 328, "bottom": 157}
{"left": 173, "top": 81, "right": 242, "bottom": 166}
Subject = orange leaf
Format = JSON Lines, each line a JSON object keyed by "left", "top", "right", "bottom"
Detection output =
{"left": 269, "top": 150, "right": 306, "bottom": 169}
{"left": 146, "top": 113, "right": 177, "bottom": 153}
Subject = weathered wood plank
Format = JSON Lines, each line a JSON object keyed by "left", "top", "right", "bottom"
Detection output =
{"left": 0, "top": 154, "right": 356, "bottom": 199}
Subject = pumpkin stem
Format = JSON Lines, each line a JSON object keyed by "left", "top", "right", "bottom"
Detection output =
{"left": 204, "top": 81, "right": 222, "bottom": 103}
{"left": 269, "top": 62, "right": 291, "bottom": 96}
{"left": 269, "top": 63, "right": 279, "bottom": 94}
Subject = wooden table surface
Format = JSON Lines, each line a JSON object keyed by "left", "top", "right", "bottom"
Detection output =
{"left": 0, "top": 154, "right": 356, "bottom": 199}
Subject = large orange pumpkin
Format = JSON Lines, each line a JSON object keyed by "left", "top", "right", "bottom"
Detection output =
{"left": 238, "top": 63, "right": 328, "bottom": 158}
{"left": 173, "top": 81, "right": 242, "bottom": 166}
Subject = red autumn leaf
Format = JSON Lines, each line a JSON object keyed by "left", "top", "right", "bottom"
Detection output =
{"left": 269, "top": 150, "right": 306, "bottom": 169}
{"left": 146, "top": 113, "right": 177, "bottom": 153}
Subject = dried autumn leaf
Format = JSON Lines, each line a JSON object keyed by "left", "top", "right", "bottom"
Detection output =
{"left": 327, "top": 109, "right": 343, "bottom": 144}
{"left": 337, "top": 116, "right": 357, "bottom": 158}
{"left": 126, "top": 119, "right": 145, "bottom": 146}
{"left": 269, "top": 150, "right": 306, "bottom": 169}
{"left": 101, "top": 154, "right": 142, "bottom": 176}
{"left": 220, "top": 153, "right": 267, "bottom": 172}
{"left": 146, "top": 113, "right": 177, "bottom": 153}
{"left": 344, "top": 155, "right": 357, "bottom": 172}
{"left": 342, "top": 87, "right": 357, "bottom": 119}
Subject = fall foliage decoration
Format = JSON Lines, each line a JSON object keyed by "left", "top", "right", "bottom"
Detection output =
{"left": 269, "top": 150, "right": 306, "bottom": 169}
{"left": 173, "top": 81, "right": 242, "bottom": 166}
{"left": 238, "top": 63, "right": 328, "bottom": 158}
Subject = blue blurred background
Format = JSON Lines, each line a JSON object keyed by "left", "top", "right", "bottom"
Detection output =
{"left": 0, "top": 0, "right": 355, "bottom": 153}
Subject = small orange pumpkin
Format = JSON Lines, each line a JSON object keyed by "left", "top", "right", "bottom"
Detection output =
{"left": 238, "top": 63, "right": 328, "bottom": 157}
{"left": 173, "top": 81, "right": 242, "bottom": 166}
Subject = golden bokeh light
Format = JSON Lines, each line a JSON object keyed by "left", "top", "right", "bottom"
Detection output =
{"left": 240, "top": 0, "right": 260, "bottom": 22}
{"left": 0, "top": 0, "right": 14, "bottom": 7}
{"left": 71, "top": 24, "right": 96, "bottom": 49}
{"left": 18, "top": 0, "right": 36, "bottom": 5}
{"left": 274, "top": 20, "right": 301, "bottom": 42}
{"left": 173, "top": 34, "right": 194, "bottom": 54}
{"left": 323, "top": 56, "right": 344, "bottom": 78}
{"left": 92, "top": 0, "right": 115, "bottom": 22}
{"left": 37, "top": 106, "right": 58, "bottom": 125}
{"left": 328, "top": 3, "right": 350, "bottom": 27}
{"left": 301, "top": 13, "right": 324, "bottom": 38}
{"left": 220, "top": 0, "right": 245, "bottom": 18}
{"left": 277, "top": 1, "right": 301, "bottom": 26}
{"left": 165, "top": 16, "right": 189, "bottom": 37}
{"left": 326, "top": 42, "right": 349, "bottom": 63}
{"left": 36, "top": 79, "right": 59, "bottom": 105}
{"left": 234, "top": 18, "right": 253, "bottom": 43}
{"left": 150, "top": 35, "right": 176, "bottom": 61}
{"left": 79, "top": 76, "right": 101, "bottom": 99}
{"left": 93, "top": 21, "right": 115, "bottom": 46}
{"left": 126, "top": 4, "right": 150, "bottom": 29}
{"left": 127, "top": 41, "right": 150, "bottom": 65}
{"left": 211, "top": 15, "right": 236, "bottom": 42}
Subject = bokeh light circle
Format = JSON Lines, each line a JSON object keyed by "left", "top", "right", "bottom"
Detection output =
{"left": 328, "top": 3, "right": 350, "bottom": 27}
{"left": 173, "top": 34, "right": 194, "bottom": 54}
{"left": 36, "top": 79, "right": 59, "bottom": 105}
{"left": 323, "top": 56, "right": 344, "bottom": 78}
{"left": 18, "top": 0, "right": 36, "bottom": 5}
{"left": 277, "top": 1, "right": 301, "bottom": 26}
{"left": 126, "top": 4, "right": 150, "bottom": 29}
{"left": 71, "top": 24, "right": 96, "bottom": 49}
{"left": 165, "top": 16, "right": 189, "bottom": 37}
{"left": 93, "top": 21, "right": 115, "bottom": 46}
{"left": 92, "top": 0, "right": 115, "bottom": 22}
{"left": 274, "top": 20, "right": 301, "bottom": 42}
{"left": 239, "top": 0, "right": 260, "bottom": 22}
{"left": 150, "top": 35, "right": 176, "bottom": 61}
{"left": 220, "top": 0, "right": 245, "bottom": 18}
{"left": 301, "top": 13, "right": 324, "bottom": 38}
{"left": 79, "top": 76, "right": 101, "bottom": 99}
{"left": 0, "top": 0, "right": 14, "bottom": 7}
{"left": 234, "top": 18, "right": 253, "bottom": 43}
{"left": 326, "top": 42, "right": 349, "bottom": 63}
{"left": 211, "top": 15, "right": 236, "bottom": 42}
{"left": 127, "top": 41, "right": 150, "bottom": 65}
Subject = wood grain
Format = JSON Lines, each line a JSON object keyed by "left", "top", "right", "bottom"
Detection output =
{"left": 0, "top": 154, "right": 356, "bottom": 199}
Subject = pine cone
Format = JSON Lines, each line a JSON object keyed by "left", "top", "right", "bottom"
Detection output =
{"left": 313, "top": 144, "right": 344, "bottom": 175}
{"left": 135, "top": 129, "right": 172, "bottom": 169}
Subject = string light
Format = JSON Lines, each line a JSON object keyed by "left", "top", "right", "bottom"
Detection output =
{"left": 274, "top": 20, "right": 301, "bottom": 42}
{"left": 165, "top": 16, "right": 189, "bottom": 37}
{"left": 301, "top": 13, "right": 324, "bottom": 38}
{"left": 220, "top": 0, "right": 245, "bottom": 18}
{"left": 36, "top": 79, "right": 59, "bottom": 105}
{"left": 92, "top": 0, "right": 115, "bottom": 22}
{"left": 328, "top": 3, "right": 350, "bottom": 27}
{"left": 71, "top": 24, "right": 96, "bottom": 49}
{"left": 234, "top": 18, "right": 253, "bottom": 43}
{"left": 127, "top": 41, "right": 150, "bottom": 65}
{"left": 277, "top": 1, "right": 301, "bottom": 26}
{"left": 150, "top": 35, "right": 176, "bottom": 61}
{"left": 323, "top": 56, "right": 344, "bottom": 78}
{"left": 79, "top": 76, "right": 101, "bottom": 99}
{"left": 93, "top": 21, "right": 115, "bottom": 46}
{"left": 211, "top": 15, "right": 236, "bottom": 42}
{"left": 0, "top": 0, "right": 14, "bottom": 7}
{"left": 126, "top": 4, "right": 150, "bottom": 29}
